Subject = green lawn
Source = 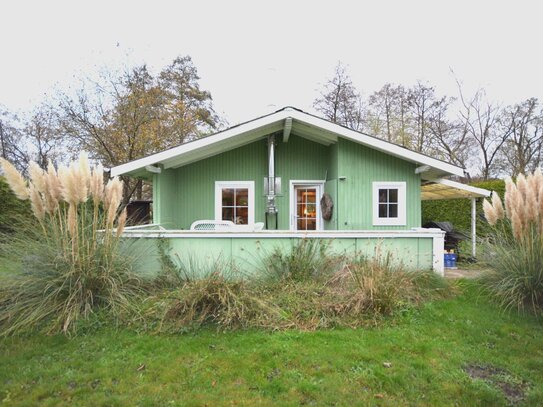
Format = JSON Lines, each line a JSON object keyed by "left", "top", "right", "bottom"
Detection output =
{"left": 1, "top": 281, "right": 542, "bottom": 406}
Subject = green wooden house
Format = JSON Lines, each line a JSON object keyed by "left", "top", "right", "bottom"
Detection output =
{"left": 111, "top": 107, "right": 490, "bottom": 275}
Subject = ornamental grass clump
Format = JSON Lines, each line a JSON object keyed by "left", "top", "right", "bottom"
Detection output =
{"left": 0, "top": 154, "right": 144, "bottom": 335}
{"left": 481, "top": 169, "right": 543, "bottom": 315}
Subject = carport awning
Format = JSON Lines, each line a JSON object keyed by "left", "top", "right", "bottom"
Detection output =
{"left": 421, "top": 178, "right": 491, "bottom": 201}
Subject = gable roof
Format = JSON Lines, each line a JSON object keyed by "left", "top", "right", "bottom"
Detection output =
{"left": 110, "top": 106, "right": 466, "bottom": 180}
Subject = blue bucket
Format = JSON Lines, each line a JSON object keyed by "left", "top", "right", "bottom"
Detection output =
{"left": 444, "top": 253, "right": 457, "bottom": 268}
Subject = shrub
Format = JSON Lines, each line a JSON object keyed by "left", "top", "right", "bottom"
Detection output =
{"left": 0, "top": 155, "right": 146, "bottom": 335}
{"left": 329, "top": 254, "right": 448, "bottom": 317}
{"left": 152, "top": 274, "right": 286, "bottom": 331}
{"left": 258, "top": 238, "right": 344, "bottom": 282}
{"left": 422, "top": 179, "right": 505, "bottom": 235}
{"left": 144, "top": 247, "right": 449, "bottom": 332}
{"left": 481, "top": 171, "right": 543, "bottom": 315}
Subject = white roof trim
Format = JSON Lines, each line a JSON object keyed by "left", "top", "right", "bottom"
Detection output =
{"left": 422, "top": 178, "right": 491, "bottom": 200}
{"left": 111, "top": 107, "right": 466, "bottom": 178}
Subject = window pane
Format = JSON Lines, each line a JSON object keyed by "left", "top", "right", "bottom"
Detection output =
{"left": 389, "top": 189, "right": 398, "bottom": 203}
{"left": 297, "top": 188, "right": 305, "bottom": 203}
{"left": 222, "top": 207, "right": 234, "bottom": 222}
{"left": 306, "top": 203, "right": 316, "bottom": 218}
{"left": 236, "top": 207, "right": 248, "bottom": 224}
{"left": 305, "top": 190, "right": 316, "bottom": 204}
{"left": 222, "top": 189, "right": 234, "bottom": 206}
{"left": 306, "top": 218, "right": 317, "bottom": 230}
{"left": 235, "top": 188, "right": 249, "bottom": 206}
{"left": 297, "top": 218, "right": 307, "bottom": 230}
{"left": 389, "top": 203, "right": 398, "bottom": 218}
{"left": 378, "top": 189, "right": 388, "bottom": 203}
{"left": 379, "top": 203, "right": 388, "bottom": 218}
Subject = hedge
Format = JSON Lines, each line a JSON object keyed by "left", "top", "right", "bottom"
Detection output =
{"left": 0, "top": 176, "right": 31, "bottom": 236}
{"left": 421, "top": 179, "right": 505, "bottom": 235}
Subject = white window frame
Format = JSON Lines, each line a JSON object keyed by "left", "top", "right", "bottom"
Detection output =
{"left": 289, "top": 180, "right": 325, "bottom": 231}
{"left": 372, "top": 181, "right": 407, "bottom": 226}
{"left": 215, "top": 181, "right": 255, "bottom": 225}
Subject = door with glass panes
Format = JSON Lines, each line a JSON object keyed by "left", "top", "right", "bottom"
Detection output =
{"left": 291, "top": 184, "right": 322, "bottom": 231}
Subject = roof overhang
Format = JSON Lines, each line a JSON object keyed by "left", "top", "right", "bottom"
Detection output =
{"left": 421, "top": 178, "right": 491, "bottom": 200}
{"left": 111, "top": 107, "right": 467, "bottom": 179}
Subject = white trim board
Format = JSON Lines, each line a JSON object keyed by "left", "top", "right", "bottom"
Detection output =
{"left": 111, "top": 108, "right": 466, "bottom": 179}
{"left": 119, "top": 228, "right": 446, "bottom": 239}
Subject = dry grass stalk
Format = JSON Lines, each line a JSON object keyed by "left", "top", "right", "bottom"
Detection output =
{"left": 0, "top": 158, "right": 29, "bottom": 200}
{"left": 67, "top": 203, "right": 77, "bottom": 237}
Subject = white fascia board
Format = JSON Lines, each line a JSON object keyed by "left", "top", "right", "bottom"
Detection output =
{"left": 429, "top": 178, "right": 491, "bottom": 198}
{"left": 111, "top": 107, "right": 465, "bottom": 178}
{"left": 110, "top": 111, "right": 291, "bottom": 177}
{"left": 287, "top": 110, "right": 466, "bottom": 177}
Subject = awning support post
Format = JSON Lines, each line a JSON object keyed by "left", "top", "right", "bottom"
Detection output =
{"left": 471, "top": 198, "right": 477, "bottom": 258}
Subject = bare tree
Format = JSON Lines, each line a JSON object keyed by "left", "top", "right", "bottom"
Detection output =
{"left": 458, "top": 86, "right": 512, "bottom": 180}
{"left": 0, "top": 108, "right": 28, "bottom": 172}
{"left": 427, "top": 99, "right": 474, "bottom": 172}
{"left": 24, "top": 104, "right": 66, "bottom": 169}
{"left": 1, "top": 105, "right": 66, "bottom": 173}
{"left": 499, "top": 98, "right": 543, "bottom": 176}
{"left": 313, "top": 62, "right": 366, "bottom": 131}
{"left": 367, "top": 84, "right": 410, "bottom": 144}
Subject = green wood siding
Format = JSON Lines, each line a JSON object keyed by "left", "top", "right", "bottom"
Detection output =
{"left": 153, "top": 134, "right": 421, "bottom": 230}
{"left": 336, "top": 138, "right": 421, "bottom": 230}
{"left": 152, "top": 169, "right": 177, "bottom": 228}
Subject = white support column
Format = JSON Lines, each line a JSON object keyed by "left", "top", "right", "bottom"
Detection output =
{"left": 432, "top": 231, "right": 445, "bottom": 276}
{"left": 471, "top": 198, "right": 477, "bottom": 258}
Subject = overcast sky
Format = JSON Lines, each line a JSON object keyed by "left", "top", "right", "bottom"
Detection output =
{"left": 1, "top": 0, "right": 542, "bottom": 124}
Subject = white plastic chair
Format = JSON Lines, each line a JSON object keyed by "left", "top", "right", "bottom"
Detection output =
{"left": 190, "top": 220, "right": 235, "bottom": 231}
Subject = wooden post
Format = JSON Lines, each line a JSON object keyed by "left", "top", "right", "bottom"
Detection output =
{"left": 471, "top": 198, "right": 477, "bottom": 258}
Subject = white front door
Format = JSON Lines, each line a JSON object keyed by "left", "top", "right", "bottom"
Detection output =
{"left": 290, "top": 182, "right": 323, "bottom": 231}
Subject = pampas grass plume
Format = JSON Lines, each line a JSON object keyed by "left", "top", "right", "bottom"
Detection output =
{"left": 0, "top": 158, "right": 29, "bottom": 200}
{"left": 105, "top": 177, "right": 123, "bottom": 226}
{"left": 29, "top": 184, "right": 45, "bottom": 220}
{"left": 90, "top": 164, "right": 104, "bottom": 203}
{"left": 526, "top": 187, "right": 538, "bottom": 222}
{"left": 79, "top": 152, "right": 91, "bottom": 188}
{"left": 511, "top": 209, "right": 523, "bottom": 241}
{"left": 116, "top": 208, "right": 127, "bottom": 237}
{"left": 483, "top": 198, "right": 498, "bottom": 226}
{"left": 491, "top": 192, "right": 504, "bottom": 221}
{"left": 29, "top": 162, "right": 46, "bottom": 193}
{"left": 516, "top": 173, "right": 527, "bottom": 199}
